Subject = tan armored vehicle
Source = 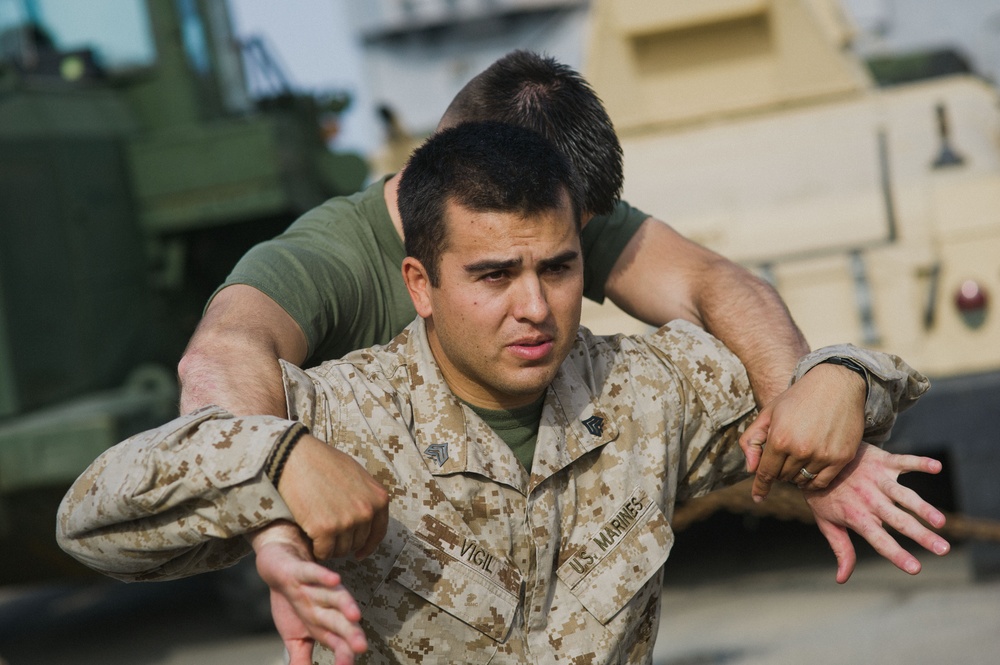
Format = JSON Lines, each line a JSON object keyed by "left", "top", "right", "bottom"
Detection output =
{"left": 582, "top": 0, "right": 1000, "bottom": 575}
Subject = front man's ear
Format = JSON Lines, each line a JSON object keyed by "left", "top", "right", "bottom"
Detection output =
{"left": 402, "top": 256, "right": 433, "bottom": 318}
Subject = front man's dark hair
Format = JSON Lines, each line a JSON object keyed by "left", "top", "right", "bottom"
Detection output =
{"left": 398, "top": 121, "right": 584, "bottom": 287}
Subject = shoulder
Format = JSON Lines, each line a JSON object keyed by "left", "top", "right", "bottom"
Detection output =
{"left": 282, "top": 328, "right": 413, "bottom": 418}
{"left": 286, "top": 180, "right": 385, "bottom": 235}
{"left": 571, "top": 321, "right": 753, "bottom": 427}
{"left": 586, "top": 199, "right": 651, "bottom": 228}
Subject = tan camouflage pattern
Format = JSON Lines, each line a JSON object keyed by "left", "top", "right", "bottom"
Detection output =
{"left": 56, "top": 410, "right": 296, "bottom": 580}
{"left": 57, "top": 319, "right": 927, "bottom": 664}
{"left": 276, "top": 318, "right": 756, "bottom": 664}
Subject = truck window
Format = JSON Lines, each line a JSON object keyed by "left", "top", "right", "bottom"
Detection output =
{"left": 0, "top": 0, "right": 155, "bottom": 72}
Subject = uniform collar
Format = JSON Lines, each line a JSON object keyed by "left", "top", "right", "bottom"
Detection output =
{"left": 402, "top": 320, "right": 619, "bottom": 493}
{"left": 529, "top": 343, "right": 619, "bottom": 489}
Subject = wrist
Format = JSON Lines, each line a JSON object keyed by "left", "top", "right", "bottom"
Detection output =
{"left": 816, "top": 356, "right": 870, "bottom": 401}
{"left": 265, "top": 423, "right": 309, "bottom": 489}
{"left": 247, "top": 520, "right": 311, "bottom": 556}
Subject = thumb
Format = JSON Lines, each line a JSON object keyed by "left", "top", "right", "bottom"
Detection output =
{"left": 285, "top": 640, "right": 315, "bottom": 665}
{"left": 816, "top": 518, "right": 857, "bottom": 584}
{"left": 739, "top": 410, "right": 771, "bottom": 473}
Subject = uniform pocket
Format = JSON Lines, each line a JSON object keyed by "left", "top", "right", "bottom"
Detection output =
{"left": 361, "top": 515, "right": 521, "bottom": 659}
{"left": 556, "top": 487, "right": 674, "bottom": 623}
{"left": 392, "top": 532, "right": 519, "bottom": 640}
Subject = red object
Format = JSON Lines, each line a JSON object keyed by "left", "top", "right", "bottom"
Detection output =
{"left": 955, "top": 279, "right": 988, "bottom": 312}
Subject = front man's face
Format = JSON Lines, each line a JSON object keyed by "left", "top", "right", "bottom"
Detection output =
{"left": 406, "top": 193, "right": 583, "bottom": 410}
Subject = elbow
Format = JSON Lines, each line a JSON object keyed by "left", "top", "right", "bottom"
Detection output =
{"left": 176, "top": 333, "right": 236, "bottom": 415}
{"left": 176, "top": 343, "right": 205, "bottom": 401}
{"left": 55, "top": 509, "right": 171, "bottom": 583}
{"left": 54, "top": 498, "right": 126, "bottom": 580}
{"left": 177, "top": 334, "right": 220, "bottom": 396}
{"left": 55, "top": 475, "right": 146, "bottom": 581}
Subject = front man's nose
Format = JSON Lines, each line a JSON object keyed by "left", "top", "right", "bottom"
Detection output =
{"left": 514, "top": 278, "right": 550, "bottom": 322}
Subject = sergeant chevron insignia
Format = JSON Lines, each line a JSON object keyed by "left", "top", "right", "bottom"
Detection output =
{"left": 423, "top": 442, "right": 449, "bottom": 467}
{"left": 581, "top": 415, "right": 605, "bottom": 436}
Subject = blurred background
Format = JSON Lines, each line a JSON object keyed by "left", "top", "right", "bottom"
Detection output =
{"left": 1, "top": 0, "right": 999, "bottom": 663}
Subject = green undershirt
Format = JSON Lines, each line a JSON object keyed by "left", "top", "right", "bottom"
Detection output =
{"left": 463, "top": 395, "right": 546, "bottom": 473}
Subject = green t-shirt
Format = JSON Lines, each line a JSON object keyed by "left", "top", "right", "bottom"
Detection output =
{"left": 219, "top": 177, "right": 648, "bottom": 365}
{"left": 463, "top": 395, "right": 546, "bottom": 473}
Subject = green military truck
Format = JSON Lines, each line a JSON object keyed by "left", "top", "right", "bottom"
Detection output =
{"left": 0, "top": 0, "right": 367, "bottom": 583}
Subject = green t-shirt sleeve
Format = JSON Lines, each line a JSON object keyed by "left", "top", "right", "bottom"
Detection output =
{"left": 208, "top": 181, "right": 414, "bottom": 364}
{"left": 580, "top": 200, "right": 649, "bottom": 303}
{"left": 212, "top": 207, "right": 367, "bottom": 359}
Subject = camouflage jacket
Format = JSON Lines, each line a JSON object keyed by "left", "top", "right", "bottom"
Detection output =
{"left": 57, "top": 319, "right": 927, "bottom": 664}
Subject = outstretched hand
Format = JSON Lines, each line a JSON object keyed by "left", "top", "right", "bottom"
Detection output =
{"left": 802, "top": 442, "right": 950, "bottom": 583}
{"left": 251, "top": 522, "right": 368, "bottom": 665}
{"left": 741, "top": 363, "right": 867, "bottom": 501}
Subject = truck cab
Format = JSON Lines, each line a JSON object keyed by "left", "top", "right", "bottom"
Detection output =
{"left": 0, "top": 0, "right": 367, "bottom": 583}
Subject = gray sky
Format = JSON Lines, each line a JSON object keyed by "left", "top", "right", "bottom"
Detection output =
{"left": 228, "top": 0, "right": 376, "bottom": 155}
{"left": 227, "top": 0, "right": 1000, "bottom": 157}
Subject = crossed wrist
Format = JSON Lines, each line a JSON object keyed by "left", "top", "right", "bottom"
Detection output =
{"left": 265, "top": 422, "right": 309, "bottom": 488}
{"left": 817, "top": 355, "right": 870, "bottom": 401}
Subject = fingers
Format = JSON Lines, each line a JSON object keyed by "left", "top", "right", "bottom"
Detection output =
{"left": 312, "top": 533, "right": 335, "bottom": 561}
{"left": 301, "top": 588, "right": 367, "bottom": 658}
{"left": 893, "top": 453, "right": 944, "bottom": 477}
{"left": 315, "top": 530, "right": 363, "bottom": 560}
{"left": 881, "top": 505, "right": 951, "bottom": 558}
{"left": 804, "top": 445, "right": 951, "bottom": 581}
{"left": 884, "top": 480, "right": 947, "bottom": 530}
{"left": 878, "top": 483, "right": 950, "bottom": 556}
{"left": 290, "top": 579, "right": 367, "bottom": 659}
{"left": 751, "top": 443, "right": 825, "bottom": 501}
{"left": 858, "top": 519, "right": 923, "bottom": 576}
{"left": 804, "top": 461, "right": 845, "bottom": 491}
{"left": 312, "top": 506, "right": 381, "bottom": 560}
{"left": 310, "top": 605, "right": 366, "bottom": 651}
{"left": 298, "top": 562, "right": 343, "bottom": 589}
{"left": 750, "top": 453, "right": 782, "bottom": 503}
{"left": 317, "top": 616, "right": 368, "bottom": 658}
{"left": 882, "top": 453, "right": 950, "bottom": 554}
{"left": 302, "top": 584, "right": 363, "bottom": 623}
{"left": 781, "top": 451, "right": 848, "bottom": 491}
{"left": 747, "top": 409, "right": 781, "bottom": 502}
{"left": 326, "top": 531, "right": 356, "bottom": 560}
{"left": 739, "top": 412, "right": 770, "bottom": 474}
{"left": 320, "top": 634, "right": 361, "bottom": 665}
{"left": 357, "top": 501, "right": 389, "bottom": 560}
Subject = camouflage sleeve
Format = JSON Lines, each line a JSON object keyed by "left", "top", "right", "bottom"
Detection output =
{"left": 640, "top": 320, "right": 758, "bottom": 501}
{"left": 55, "top": 406, "right": 296, "bottom": 582}
{"left": 792, "top": 345, "right": 930, "bottom": 445}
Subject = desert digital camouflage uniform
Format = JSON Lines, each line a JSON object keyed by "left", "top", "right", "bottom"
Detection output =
{"left": 58, "top": 319, "right": 927, "bottom": 664}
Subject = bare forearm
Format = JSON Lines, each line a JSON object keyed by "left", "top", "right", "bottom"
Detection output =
{"left": 179, "top": 334, "right": 291, "bottom": 416}
{"left": 695, "top": 259, "right": 808, "bottom": 405}
{"left": 178, "top": 285, "right": 309, "bottom": 417}
{"left": 605, "top": 218, "right": 807, "bottom": 406}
